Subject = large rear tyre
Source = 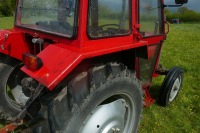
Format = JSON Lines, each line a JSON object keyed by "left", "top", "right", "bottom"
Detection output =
{"left": 0, "top": 56, "right": 29, "bottom": 122}
{"left": 49, "top": 63, "right": 143, "bottom": 133}
{"left": 158, "top": 67, "right": 184, "bottom": 106}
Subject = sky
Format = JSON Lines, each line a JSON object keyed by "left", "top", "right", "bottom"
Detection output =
{"left": 165, "top": 0, "right": 200, "bottom": 12}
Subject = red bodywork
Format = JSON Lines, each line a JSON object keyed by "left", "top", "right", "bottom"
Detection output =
{"left": 0, "top": 0, "right": 166, "bottom": 107}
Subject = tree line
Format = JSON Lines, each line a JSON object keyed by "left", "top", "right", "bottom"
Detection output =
{"left": 0, "top": 0, "right": 16, "bottom": 17}
{"left": 165, "top": 7, "right": 200, "bottom": 23}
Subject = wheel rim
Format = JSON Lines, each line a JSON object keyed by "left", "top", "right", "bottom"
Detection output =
{"left": 79, "top": 95, "right": 135, "bottom": 133}
{"left": 5, "top": 65, "right": 29, "bottom": 108}
{"left": 169, "top": 75, "right": 182, "bottom": 102}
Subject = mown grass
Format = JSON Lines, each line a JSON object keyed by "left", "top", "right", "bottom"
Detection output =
{"left": 0, "top": 17, "right": 14, "bottom": 29}
{"left": 0, "top": 17, "right": 199, "bottom": 132}
{"left": 139, "top": 23, "right": 200, "bottom": 133}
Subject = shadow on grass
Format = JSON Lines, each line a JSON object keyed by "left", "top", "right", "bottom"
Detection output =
{"left": 148, "top": 84, "right": 161, "bottom": 105}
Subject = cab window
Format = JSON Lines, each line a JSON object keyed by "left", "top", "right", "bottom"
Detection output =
{"left": 16, "top": 0, "right": 78, "bottom": 38}
{"left": 88, "top": 0, "right": 131, "bottom": 38}
{"left": 139, "top": 0, "right": 163, "bottom": 37}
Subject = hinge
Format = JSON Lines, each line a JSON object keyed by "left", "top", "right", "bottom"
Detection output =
{"left": 133, "top": 24, "right": 143, "bottom": 40}
{"left": 133, "top": 29, "right": 143, "bottom": 40}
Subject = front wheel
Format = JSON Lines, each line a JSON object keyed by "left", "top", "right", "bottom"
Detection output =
{"left": 48, "top": 63, "right": 143, "bottom": 133}
{"left": 158, "top": 67, "right": 184, "bottom": 106}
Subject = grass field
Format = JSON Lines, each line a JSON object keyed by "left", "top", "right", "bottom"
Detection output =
{"left": 0, "top": 17, "right": 14, "bottom": 29}
{"left": 139, "top": 23, "right": 200, "bottom": 133}
{"left": 0, "top": 17, "right": 199, "bottom": 132}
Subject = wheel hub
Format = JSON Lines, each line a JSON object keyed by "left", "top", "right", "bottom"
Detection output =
{"left": 80, "top": 99, "right": 127, "bottom": 133}
{"left": 11, "top": 85, "right": 29, "bottom": 106}
{"left": 169, "top": 76, "right": 182, "bottom": 102}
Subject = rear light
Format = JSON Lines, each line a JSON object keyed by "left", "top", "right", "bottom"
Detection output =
{"left": 22, "top": 53, "right": 43, "bottom": 71}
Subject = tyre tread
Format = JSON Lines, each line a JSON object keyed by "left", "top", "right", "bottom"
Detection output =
{"left": 49, "top": 62, "right": 142, "bottom": 133}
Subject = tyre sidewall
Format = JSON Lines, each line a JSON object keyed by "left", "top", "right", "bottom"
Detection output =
{"left": 49, "top": 77, "right": 142, "bottom": 133}
{"left": 159, "top": 67, "right": 184, "bottom": 106}
{"left": 0, "top": 62, "right": 21, "bottom": 120}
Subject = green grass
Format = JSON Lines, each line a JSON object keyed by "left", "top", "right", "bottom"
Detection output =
{"left": 0, "top": 17, "right": 199, "bottom": 132}
{"left": 0, "top": 17, "right": 14, "bottom": 29}
{"left": 139, "top": 23, "right": 200, "bottom": 133}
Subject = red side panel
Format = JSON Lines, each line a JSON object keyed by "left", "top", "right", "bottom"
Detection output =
{"left": 0, "top": 30, "right": 30, "bottom": 60}
{"left": 21, "top": 45, "right": 82, "bottom": 90}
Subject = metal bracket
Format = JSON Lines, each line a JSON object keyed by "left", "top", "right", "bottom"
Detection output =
{"left": 0, "top": 84, "right": 45, "bottom": 132}
{"left": 15, "top": 84, "right": 45, "bottom": 122}
{"left": 143, "top": 86, "right": 155, "bottom": 107}
{"left": 1, "top": 34, "right": 9, "bottom": 51}
{"left": 133, "top": 29, "right": 143, "bottom": 40}
{"left": 155, "top": 64, "right": 169, "bottom": 75}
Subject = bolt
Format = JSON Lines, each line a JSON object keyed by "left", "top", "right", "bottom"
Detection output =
{"left": 116, "top": 128, "right": 120, "bottom": 132}
{"left": 1, "top": 45, "right": 4, "bottom": 51}
{"left": 112, "top": 128, "right": 121, "bottom": 133}
{"left": 122, "top": 100, "right": 125, "bottom": 103}
{"left": 112, "top": 128, "right": 116, "bottom": 132}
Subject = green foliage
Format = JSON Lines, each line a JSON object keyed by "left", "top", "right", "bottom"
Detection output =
{"left": 164, "top": 9, "right": 170, "bottom": 15}
{"left": 0, "top": 0, "right": 12, "bottom": 17}
{"left": 11, "top": 0, "right": 16, "bottom": 10}
{"left": 165, "top": 7, "right": 200, "bottom": 23}
{"left": 0, "top": 17, "right": 14, "bottom": 29}
{"left": 98, "top": 3, "right": 128, "bottom": 20}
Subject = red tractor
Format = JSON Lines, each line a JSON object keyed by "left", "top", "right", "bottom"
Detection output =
{"left": 0, "top": 0, "right": 187, "bottom": 132}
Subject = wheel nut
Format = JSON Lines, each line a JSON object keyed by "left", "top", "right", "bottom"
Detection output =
{"left": 116, "top": 128, "right": 120, "bottom": 132}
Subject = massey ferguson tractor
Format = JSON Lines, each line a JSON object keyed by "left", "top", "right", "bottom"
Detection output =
{"left": 0, "top": 0, "right": 187, "bottom": 132}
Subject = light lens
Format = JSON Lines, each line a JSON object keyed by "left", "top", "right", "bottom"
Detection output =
{"left": 22, "top": 53, "right": 43, "bottom": 71}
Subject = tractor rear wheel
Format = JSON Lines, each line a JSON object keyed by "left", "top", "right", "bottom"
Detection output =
{"left": 48, "top": 63, "right": 143, "bottom": 133}
{"left": 0, "top": 56, "right": 29, "bottom": 122}
{"left": 158, "top": 67, "right": 184, "bottom": 106}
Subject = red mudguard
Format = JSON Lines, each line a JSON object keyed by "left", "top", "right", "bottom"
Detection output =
{"left": 21, "top": 41, "right": 148, "bottom": 91}
{"left": 21, "top": 44, "right": 82, "bottom": 91}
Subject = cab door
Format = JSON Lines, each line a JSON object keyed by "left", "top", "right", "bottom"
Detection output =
{"left": 138, "top": 0, "right": 164, "bottom": 85}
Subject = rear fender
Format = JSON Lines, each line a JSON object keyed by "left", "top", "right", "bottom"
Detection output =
{"left": 21, "top": 41, "right": 148, "bottom": 91}
{"left": 21, "top": 45, "right": 82, "bottom": 91}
